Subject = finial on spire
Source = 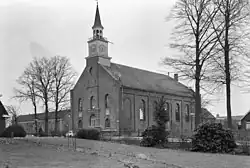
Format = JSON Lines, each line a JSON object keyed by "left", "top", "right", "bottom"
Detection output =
{"left": 95, "top": 0, "right": 98, "bottom": 6}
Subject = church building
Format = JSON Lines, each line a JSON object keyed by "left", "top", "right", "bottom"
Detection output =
{"left": 70, "top": 4, "right": 195, "bottom": 137}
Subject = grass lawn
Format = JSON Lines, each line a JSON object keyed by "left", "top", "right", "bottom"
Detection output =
{"left": 0, "top": 138, "right": 172, "bottom": 168}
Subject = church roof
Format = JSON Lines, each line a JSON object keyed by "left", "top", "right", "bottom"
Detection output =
{"left": 92, "top": 4, "right": 103, "bottom": 29}
{"left": 101, "top": 63, "right": 194, "bottom": 97}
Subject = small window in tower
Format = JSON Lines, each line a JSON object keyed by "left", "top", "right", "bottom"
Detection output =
{"left": 89, "top": 67, "right": 93, "bottom": 76}
{"left": 100, "top": 30, "right": 102, "bottom": 34}
{"left": 96, "top": 30, "right": 99, "bottom": 34}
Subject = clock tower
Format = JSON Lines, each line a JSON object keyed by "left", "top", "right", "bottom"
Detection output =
{"left": 87, "top": 3, "right": 111, "bottom": 67}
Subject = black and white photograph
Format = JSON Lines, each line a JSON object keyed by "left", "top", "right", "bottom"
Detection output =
{"left": 1, "top": 0, "right": 250, "bottom": 167}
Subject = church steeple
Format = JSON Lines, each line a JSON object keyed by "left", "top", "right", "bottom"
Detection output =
{"left": 92, "top": 3, "right": 103, "bottom": 29}
{"left": 92, "top": 3, "right": 104, "bottom": 39}
{"left": 87, "top": 2, "right": 111, "bottom": 67}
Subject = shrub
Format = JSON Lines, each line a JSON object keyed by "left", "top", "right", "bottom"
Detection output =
{"left": 191, "top": 122, "right": 237, "bottom": 153}
{"left": 140, "top": 96, "right": 169, "bottom": 147}
{"left": 76, "top": 128, "right": 100, "bottom": 140}
{"left": 1, "top": 124, "right": 26, "bottom": 137}
{"left": 140, "top": 125, "right": 169, "bottom": 147}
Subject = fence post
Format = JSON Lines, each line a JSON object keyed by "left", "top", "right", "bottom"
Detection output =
{"left": 67, "top": 136, "right": 69, "bottom": 148}
{"left": 74, "top": 136, "right": 76, "bottom": 150}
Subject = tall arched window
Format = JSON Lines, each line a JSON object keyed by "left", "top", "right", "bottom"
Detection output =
{"left": 153, "top": 100, "right": 158, "bottom": 121}
{"left": 165, "top": 102, "right": 170, "bottom": 121}
{"left": 78, "top": 98, "right": 82, "bottom": 111}
{"left": 139, "top": 99, "right": 146, "bottom": 121}
{"left": 90, "top": 96, "right": 96, "bottom": 109}
{"left": 105, "top": 94, "right": 110, "bottom": 108}
{"left": 185, "top": 104, "right": 190, "bottom": 122}
{"left": 90, "top": 115, "right": 96, "bottom": 127}
{"left": 175, "top": 103, "right": 180, "bottom": 122}
{"left": 105, "top": 94, "right": 110, "bottom": 115}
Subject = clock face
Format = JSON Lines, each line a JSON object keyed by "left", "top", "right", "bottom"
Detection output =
{"left": 99, "top": 45, "right": 106, "bottom": 53}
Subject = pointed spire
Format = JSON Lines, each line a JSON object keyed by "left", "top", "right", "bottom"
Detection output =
{"left": 92, "top": 2, "right": 104, "bottom": 29}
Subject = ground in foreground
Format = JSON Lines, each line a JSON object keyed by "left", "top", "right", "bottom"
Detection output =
{"left": 0, "top": 138, "right": 170, "bottom": 168}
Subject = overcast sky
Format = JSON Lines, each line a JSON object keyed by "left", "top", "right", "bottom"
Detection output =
{"left": 1, "top": 0, "right": 250, "bottom": 117}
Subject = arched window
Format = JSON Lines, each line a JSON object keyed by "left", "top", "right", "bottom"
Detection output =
{"left": 185, "top": 104, "right": 190, "bottom": 122}
{"left": 139, "top": 99, "right": 146, "bottom": 121}
{"left": 153, "top": 100, "right": 158, "bottom": 121}
{"left": 165, "top": 102, "right": 170, "bottom": 121}
{"left": 105, "top": 118, "right": 110, "bottom": 128}
{"left": 105, "top": 94, "right": 110, "bottom": 115}
{"left": 90, "top": 96, "right": 96, "bottom": 109}
{"left": 78, "top": 98, "right": 82, "bottom": 111}
{"left": 90, "top": 115, "right": 96, "bottom": 127}
{"left": 78, "top": 120, "right": 82, "bottom": 128}
{"left": 175, "top": 103, "right": 180, "bottom": 122}
{"left": 105, "top": 94, "right": 110, "bottom": 109}
{"left": 165, "top": 102, "right": 170, "bottom": 113}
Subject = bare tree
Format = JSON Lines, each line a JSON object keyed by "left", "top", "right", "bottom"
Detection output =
{"left": 5, "top": 105, "right": 20, "bottom": 125}
{"left": 14, "top": 68, "right": 39, "bottom": 134}
{"left": 210, "top": 0, "right": 250, "bottom": 129}
{"left": 163, "top": 0, "right": 223, "bottom": 128}
{"left": 29, "top": 57, "right": 54, "bottom": 135}
{"left": 51, "top": 55, "right": 77, "bottom": 133}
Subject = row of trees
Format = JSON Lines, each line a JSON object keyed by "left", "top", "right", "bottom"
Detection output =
{"left": 14, "top": 56, "right": 77, "bottom": 135}
{"left": 164, "top": 0, "right": 250, "bottom": 129}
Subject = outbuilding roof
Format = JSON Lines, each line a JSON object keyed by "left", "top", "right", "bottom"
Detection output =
{"left": 17, "top": 109, "right": 70, "bottom": 123}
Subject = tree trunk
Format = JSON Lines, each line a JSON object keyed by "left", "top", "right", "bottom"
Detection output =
{"left": 44, "top": 97, "right": 49, "bottom": 136}
{"left": 34, "top": 104, "right": 38, "bottom": 135}
{"left": 195, "top": 78, "right": 202, "bottom": 128}
{"left": 55, "top": 104, "right": 58, "bottom": 134}
{"left": 195, "top": 28, "right": 202, "bottom": 129}
{"left": 224, "top": 2, "right": 232, "bottom": 129}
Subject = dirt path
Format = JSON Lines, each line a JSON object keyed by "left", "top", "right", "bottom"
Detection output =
{"left": 22, "top": 137, "right": 250, "bottom": 168}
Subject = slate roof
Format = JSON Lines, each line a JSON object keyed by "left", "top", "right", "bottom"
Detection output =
{"left": 201, "top": 108, "right": 215, "bottom": 119}
{"left": 241, "top": 110, "right": 250, "bottom": 121}
{"left": 0, "top": 101, "right": 8, "bottom": 116}
{"left": 101, "top": 63, "right": 194, "bottom": 97}
{"left": 17, "top": 109, "right": 70, "bottom": 123}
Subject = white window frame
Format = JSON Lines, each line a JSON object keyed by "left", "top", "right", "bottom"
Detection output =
{"left": 246, "top": 122, "right": 250, "bottom": 130}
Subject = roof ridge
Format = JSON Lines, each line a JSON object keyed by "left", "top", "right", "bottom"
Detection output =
{"left": 111, "top": 62, "right": 192, "bottom": 91}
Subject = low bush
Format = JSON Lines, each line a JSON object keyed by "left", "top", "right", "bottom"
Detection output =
{"left": 38, "top": 128, "right": 48, "bottom": 137}
{"left": 76, "top": 128, "right": 100, "bottom": 140}
{"left": 50, "top": 130, "right": 67, "bottom": 137}
{"left": 191, "top": 122, "right": 237, "bottom": 153}
{"left": 0, "top": 124, "right": 26, "bottom": 137}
